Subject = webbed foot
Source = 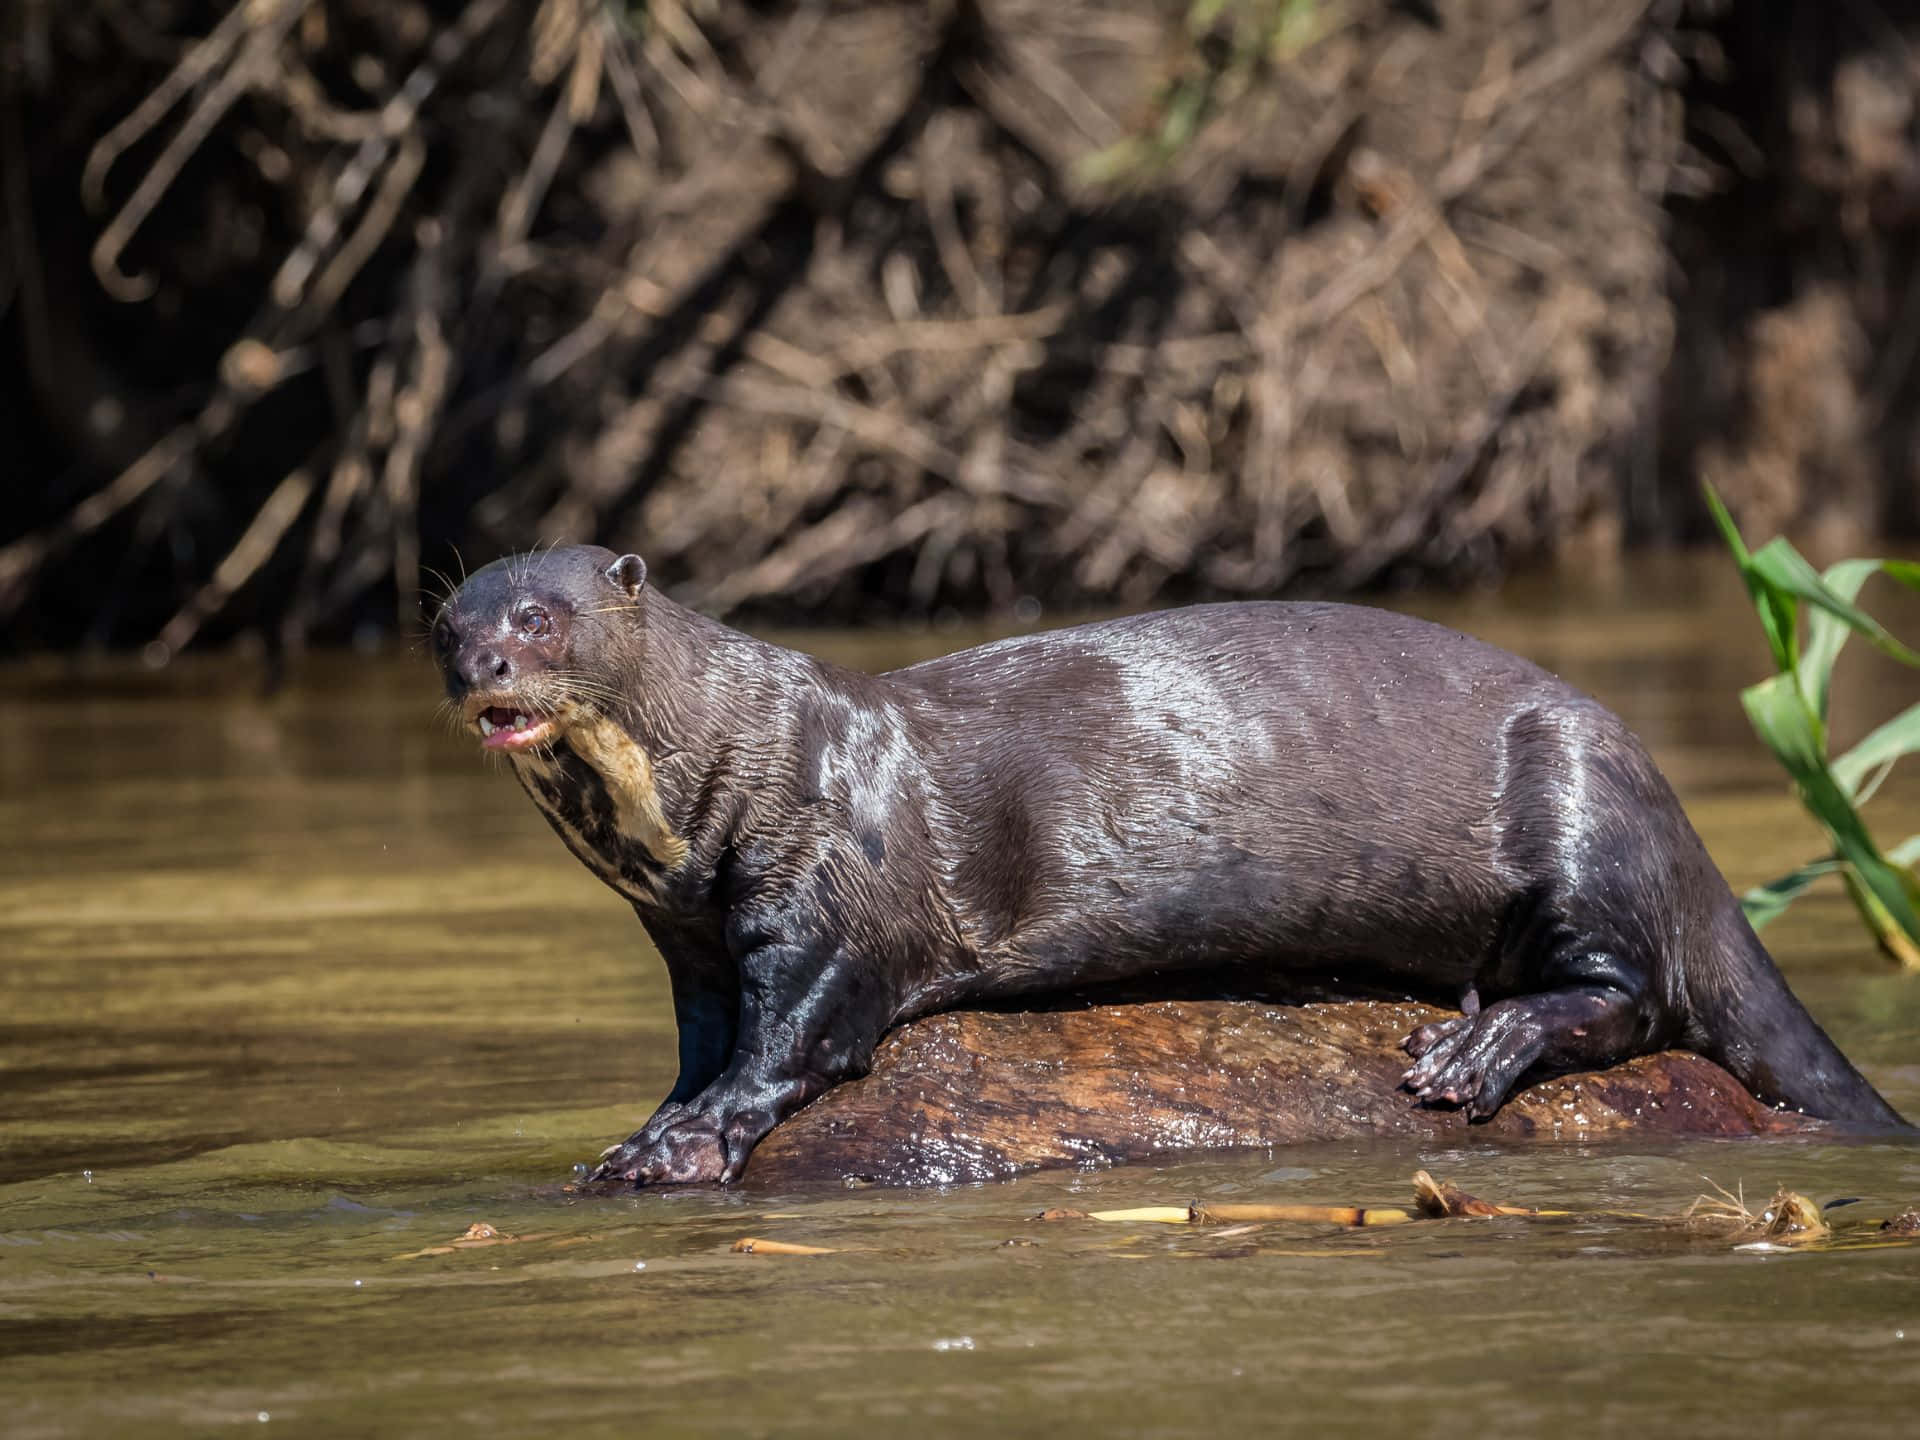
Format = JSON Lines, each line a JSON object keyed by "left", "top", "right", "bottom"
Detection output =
{"left": 1401, "top": 985, "right": 1640, "bottom": 1120}
{"left": 589, "top": 1119, "right": 728, "bottom": 1186}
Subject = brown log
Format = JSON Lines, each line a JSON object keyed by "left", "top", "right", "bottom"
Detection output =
{"left": 738, "top": 998, "right": 1819, "bottom": 1188}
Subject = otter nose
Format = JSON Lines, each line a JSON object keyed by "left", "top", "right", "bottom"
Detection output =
{"left": 457, "top": 650, "right": 513, "bottom": 691}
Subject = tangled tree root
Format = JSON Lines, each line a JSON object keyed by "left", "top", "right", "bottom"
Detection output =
{"left": 3, "top": 0, "right": 1688, "bottom": 648}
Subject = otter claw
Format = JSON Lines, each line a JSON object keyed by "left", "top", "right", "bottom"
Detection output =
{"left": 587, "top": 1121, "right": 730, "bottom": 1186}
{"left": 1400, "top": 1008, "right": 1525, "bottom": 1117}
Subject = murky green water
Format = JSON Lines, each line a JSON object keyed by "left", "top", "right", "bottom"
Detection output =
{"left": 4, "top": 556, "right": 1919, "bottom": 1436}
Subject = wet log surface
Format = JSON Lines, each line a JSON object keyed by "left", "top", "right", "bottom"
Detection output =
{"left": 730, "top": 998, "right": 1818, "bottom": 1188}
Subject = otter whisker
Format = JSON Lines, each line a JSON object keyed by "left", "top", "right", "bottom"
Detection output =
{"left": 557, "top": 691, "right": 629, "bottom": 715}
{"left": 433, "top": 699, "right": 472, "bottom": 739}
{"left": 544, "top": 668, "right": 615, "bottom": 694}
{"left": 421, "top": 565, "right": 458, "bottom": 607}
{"left": 511, "top": 538, "right": 564, "bottom": 592}
{"left": 550, "top": 671, "right": 627, "bottom": 699}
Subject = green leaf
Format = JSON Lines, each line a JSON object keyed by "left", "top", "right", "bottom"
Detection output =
{"left": 1703, "top": 483, "right": 1750, "bottom": 563}
{"left": 1880, "top": 559, "right": 1920, "bottom": 592}
{"left": 1890, "top": 834, "right": 1920, "bottom": 869}
{"left": 1839, "top": 868, "right": 1920, "bottom": 970}
{"left": 1749, "top": 537, "right": 1920, "bottom": 671}
{"left": 1831, "top": 699, "right": 1920, "bottom": 800}
{"left": 1802, "top": 559, "right": 1880, "bottom": 722}
{"left": 1740, "top": 856, "right": 1842, "bottom": 930}
{"left": 1703, "top": 484, "right": 1797, "bottom": 673}
{"left": 1740, "top": 673, "right": 1920, "bottom": 945}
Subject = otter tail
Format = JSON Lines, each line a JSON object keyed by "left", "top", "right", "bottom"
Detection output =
{"left": 1691, "top": 905, "right": 1908, "bottom": 1129}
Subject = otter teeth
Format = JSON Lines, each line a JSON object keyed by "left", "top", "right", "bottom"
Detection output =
{"left": 475, "top": 704, "right": 550, "bottom": 745}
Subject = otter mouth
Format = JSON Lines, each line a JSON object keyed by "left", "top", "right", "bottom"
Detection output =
{"left": 468, "top": 701, "right": 559, "bottom": 753}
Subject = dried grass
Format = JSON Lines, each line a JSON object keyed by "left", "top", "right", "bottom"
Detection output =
{"left": 1, "top": 0, "right": 1682, "bottom": 648}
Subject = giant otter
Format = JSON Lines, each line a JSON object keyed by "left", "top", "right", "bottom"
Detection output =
{"left": 431, "top": 545, "right": 1907, "bottom": 1184}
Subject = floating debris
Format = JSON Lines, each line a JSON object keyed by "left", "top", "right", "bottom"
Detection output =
{"left": 1191, "top": 1201, "right": 1415, "bottom": 1228}
{"left": 1083, "top": 1206, "right": 1191, "bottom": 1225}
{"left": 393, "top": 1222, "right": 545, "bottom": 1260}
{"left": 1684, "top": 1181, "right": 1830, "bottom": 1245}
{"left": 1411, "top": 1170, "right": 1564, "bottom": 1219}
{"left": 730, "top": 1237, "right": 837, "bottom": 1256}
{"left": 1026, "top": 1171, "right": 1920, "bottom": 1253}
{"left": 777, "top": 1174, "right": 1919, "bottom": 1260}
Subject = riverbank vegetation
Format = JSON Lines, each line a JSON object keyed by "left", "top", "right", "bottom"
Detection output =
{"left": 5, "top": 1, "right": 1920, "bottom": 653}
{"left": 1710, "top": 488, "right": 1920, "bottom": 968}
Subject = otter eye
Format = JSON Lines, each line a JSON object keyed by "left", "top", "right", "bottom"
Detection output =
{"left": 519, "top": 606, "right": 552, "bottom": 637}
{"left": 432, "top": 621, "right": 455, "bottom": 654}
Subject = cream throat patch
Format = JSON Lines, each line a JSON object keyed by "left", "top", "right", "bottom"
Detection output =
{"left": 510, "top": 708, "right": 691, "bottom": 904}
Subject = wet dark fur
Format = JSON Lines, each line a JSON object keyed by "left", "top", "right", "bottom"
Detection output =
{"left": 434, "top": 546, "right": 1907, "bottom": 1184}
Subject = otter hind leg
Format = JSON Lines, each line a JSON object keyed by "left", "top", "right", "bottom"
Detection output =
{"left": 1402, "top": 983, "right": 1644, "bottom": 1118}
{"left": 1401, "top": 705, "right": 1683, "bottom": 1117}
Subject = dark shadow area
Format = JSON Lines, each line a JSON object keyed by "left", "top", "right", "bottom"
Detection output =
{"left": 1655, "top": 0, "right": 1920, "bottom": 546}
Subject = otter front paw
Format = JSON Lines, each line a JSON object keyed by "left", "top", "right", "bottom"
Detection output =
{"left": 590, "top": 1120, "right": 728, "bottom": 1186}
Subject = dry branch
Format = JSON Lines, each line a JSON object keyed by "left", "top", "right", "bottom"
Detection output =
{"left": 4, "top": 0, "right": 1687, "bottom": 648}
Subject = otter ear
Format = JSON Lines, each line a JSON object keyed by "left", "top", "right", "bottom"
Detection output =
{"left": 606, "top": 553, "right": 647, "bottom": 599}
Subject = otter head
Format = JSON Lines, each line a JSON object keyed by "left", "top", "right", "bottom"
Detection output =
{"left": 432, "top": 545, "right": 648, "bottom": 755}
